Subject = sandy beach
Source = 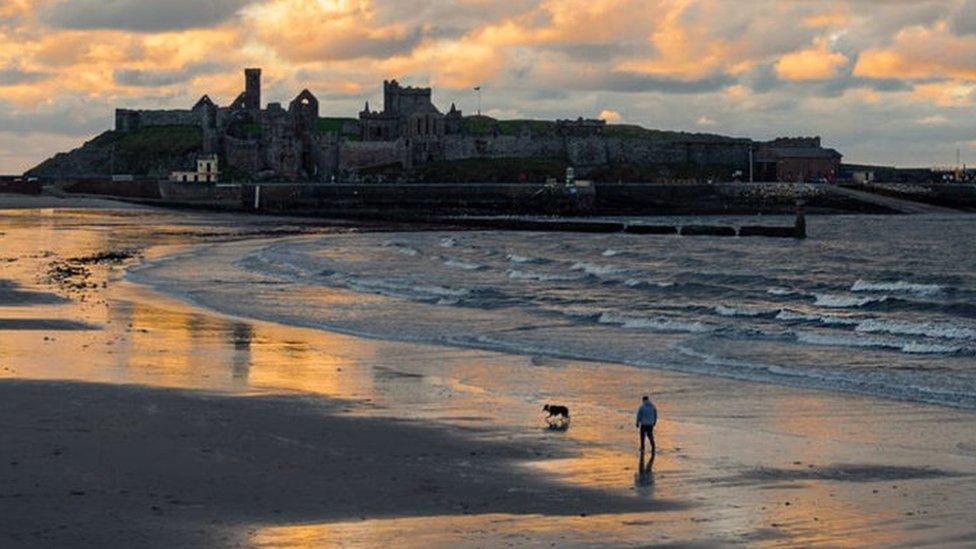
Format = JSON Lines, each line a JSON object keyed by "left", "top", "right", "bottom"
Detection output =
{"left": 2, "top": 198, "right": 976, "bottom": 547}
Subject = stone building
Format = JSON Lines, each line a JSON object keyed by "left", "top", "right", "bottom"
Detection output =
{"left": 32, "top": 68, "right": 843, "bottom": 183}
{"left": 169, "top": 154, "right": 219, "bottom": 183}
{"left": 359, "top": 80, "right": 448, "bottom": 141}
{"left": 755, "top": 138, "right": 842, "bottom": 182}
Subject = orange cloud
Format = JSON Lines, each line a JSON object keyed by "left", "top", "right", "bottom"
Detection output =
{"left": 911, "top": 81, "right": 976, "bottom": 107}
{"left": 854, "top": 23, "right": 976, "bottom": 80}
{"left": 775, "top": 42, "right": 848, "bottom": 81}
{"left": 803, "top": 11, "right": 850, "bottom": 29}
{"left": 599, "top": 109, "right": 621, "bottom": 122}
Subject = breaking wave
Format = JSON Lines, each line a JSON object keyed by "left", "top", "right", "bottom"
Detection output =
{"left": 852, "top": 279, "right": 943, "bottom": 295}
{"left": 598, "top": 312, "right": 715, "bottom": 333}
{"left": 814, "top": 293, "right": 889, "bottom": 308}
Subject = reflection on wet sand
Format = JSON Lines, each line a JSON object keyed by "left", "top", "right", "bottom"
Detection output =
{"left": 3, "top": 208, "right": 976, "bottom": 546}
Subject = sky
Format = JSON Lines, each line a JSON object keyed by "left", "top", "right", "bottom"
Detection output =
{"left": 2, "top": 0, "right": 976, "bottom": 173}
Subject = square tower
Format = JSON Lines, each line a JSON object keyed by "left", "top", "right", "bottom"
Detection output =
{"left": 244, "top": 68, "right": 261, "bottom": 111}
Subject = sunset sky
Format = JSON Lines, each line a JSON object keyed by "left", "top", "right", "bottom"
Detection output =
{"left": 3, "top": 0, "right": 976, "bottom": 173}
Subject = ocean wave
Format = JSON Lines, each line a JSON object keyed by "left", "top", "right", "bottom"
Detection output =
{"left": 814, "top": 293, "right": 888, "bottom": 308}
{"left": 602, "top": 249, "right": 620, "bottom": 257}
{"left": 794, "top": 331, "right": 963, "bottom": 355}
{"left": 624, "top": 278, "right": 675, "bottom": 288}
{"left": 598, "top": 312, "right": 715, "bottom": 333}
{"left": 852, "top": 279, "right": 943, "bottom": 295}
{"left": 439, "top": 237, "right": 457, "bottom": 248}
{"left": 901, "top": 342, "right": 963, "bottom": 354}
{"left": 854, "top": 319, "right": 976, "bottom": 341}
{"left": 507, "top": 269, "right": 581, "bottom": 282}
{"left": 344, "top": 276, "right": 470, "bottom": 300}
{"left": 443, "top": 258, "right": 484, "bottom": 271}
{"left": 775, "top": 309, "right": 861, "bottom": 326}
{"left": 767, "top": 287, "right": 801, "bottom": 296}
{"left": 507, "top": 254, "right": 536, "bottom": 264}
{"left": 570, "top": 261, "right": 627, "bottom": 276}
{"left": 795, "top": 331, "right": 891, "bottom": 349}
{"left": 714, "top": 305, "right": 767, "bottom": 317}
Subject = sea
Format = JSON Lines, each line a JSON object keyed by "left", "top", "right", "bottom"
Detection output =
{"left": 131, "top": 214, "right": 976, "bottom": 409}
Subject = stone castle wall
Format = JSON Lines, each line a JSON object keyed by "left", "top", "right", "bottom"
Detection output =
{"left": 115, "top": 109, "right": 199, "bottom": 132}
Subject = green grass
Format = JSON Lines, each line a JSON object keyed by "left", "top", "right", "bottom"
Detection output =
{"left": 461, "top": 116, "right": 556, "bottom": 136}
{"left": 604, "top": 124, "right": 741, "bottom": 143}
{"left": 113, "top": 125, "right": 202, "bottom": 154}
{"left": 317, "top": 117, "right": 361, "bottom": 140}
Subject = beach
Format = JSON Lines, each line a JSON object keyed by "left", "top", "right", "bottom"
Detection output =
{"left": 2, "top": 198, "right": 976, "bottom": 547}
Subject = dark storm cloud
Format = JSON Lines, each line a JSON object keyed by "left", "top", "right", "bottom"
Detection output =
{"left": 951, "top": 0, "right": 976, "bottom": 35}
{"left": 741, "top": 64, "right": 912, "bottom": 97}
{"left": 0, "top": 68, "right": 50, "bottom": 85}
{"left": 114, "top": 62, "right": 226, "bottom": 87}
{"left": 40, "top": 0, "right": 253, "bottom": 32}
{"left": 597, "top": 72, "right": 736, "bottom": 94}
{"left": 548, "top": 42, "right": 651, "bottom": 63}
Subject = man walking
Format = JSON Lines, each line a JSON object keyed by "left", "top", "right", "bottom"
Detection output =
{"left": 636, "top": 395, "right": 658, "bottom": 458}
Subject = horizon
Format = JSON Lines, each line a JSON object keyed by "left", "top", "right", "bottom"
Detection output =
{"left": 4, "top": 0, "right": 976, "bottom": 173}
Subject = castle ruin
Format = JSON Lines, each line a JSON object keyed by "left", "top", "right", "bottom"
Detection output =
{"left": 35, "top": 68, "right": 839, "bottom": 183}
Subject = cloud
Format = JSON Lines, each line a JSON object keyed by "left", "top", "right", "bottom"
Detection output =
{"left": 0, "top": 67, "right": 50, "bottom": 85}
{"left": 4, "top": 0, "right": 976, "bottom": 173}
{"left": 776, "top": 42, "right": 848, "bottom": 81}
{"left": 114, "top": 62, "right": 226, "bottom": 87}
{"left": 599, "top": 109, "right": 621, "bottom": 122}
{"left": 951, "top": 0, "right": 976, "bottom": 35}
{"left": 854, "top": 22, "right": 976, "bottom": 80}
{"left": 242, "top": 0, "right": 423, "bottom": 62}
{"left": 40, "top": 0, "right": 253, "bottom": 32}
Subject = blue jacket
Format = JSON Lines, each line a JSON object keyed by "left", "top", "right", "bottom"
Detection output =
{"left": 636, "top": 401, "right": 657, "bottom": 427}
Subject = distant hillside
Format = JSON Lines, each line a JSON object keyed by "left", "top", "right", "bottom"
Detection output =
{"left": 29, "top": 125, "right": 202, "bottom": 179}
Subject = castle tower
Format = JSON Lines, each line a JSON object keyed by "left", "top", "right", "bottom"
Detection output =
{"left": 244, "top": 68, "right": 261, "bottom": 111}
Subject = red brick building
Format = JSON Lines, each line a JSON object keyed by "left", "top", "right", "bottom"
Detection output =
{"left": 754, "top": 146, "right": 842, "bottom": 183}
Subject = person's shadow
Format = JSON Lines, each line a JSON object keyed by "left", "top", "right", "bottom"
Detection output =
{"left": 634, "top": 449, "right": 655, "bottom": 491}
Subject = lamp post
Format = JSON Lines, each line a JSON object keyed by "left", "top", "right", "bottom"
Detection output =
{"left": 474, "top": 86, "right": 482, "bottom": 116}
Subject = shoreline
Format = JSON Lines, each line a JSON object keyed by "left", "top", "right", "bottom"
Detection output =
{"left": 2, "top": 202, "right": 976, "bottom": 546}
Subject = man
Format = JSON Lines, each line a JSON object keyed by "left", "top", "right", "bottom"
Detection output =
{"left": 636, "top": 395, "right": 658, "bottom": 457}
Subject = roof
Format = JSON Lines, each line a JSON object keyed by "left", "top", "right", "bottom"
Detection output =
{"left": 756, "top": 147, "right": 842, "bottom": 160}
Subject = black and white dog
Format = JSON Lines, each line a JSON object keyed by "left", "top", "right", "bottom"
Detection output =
{"left": 542, "top": 404, "right": 571, "bottom": 429}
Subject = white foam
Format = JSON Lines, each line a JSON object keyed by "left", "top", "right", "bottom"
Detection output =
{"left": 901, "top": 342, "right": 961, "bottom": 354}
{"left": 855, "top": 319, "right": 976, "bottom": 341}
{"left": 344, "top": 276, "right": 470, "bottom": 300}
{"left": 598, "top": 312, "right": 715, "bottom": 333}
{"left": 570, "top": 261, "right": 626, "bottom": 276}
{"left": 767, "top": 287, "right": 799, "bottom": 296}
{"left": 851, "top": 279, "right": 943, "bottom": 295}
{"left": 507, "top": 269, "right": 580, "bottom": 282}
{"left": 795, "top": 331, "right": 892, "bottom": 349}
{"left": 775, "top": 309, "right": 860, "bottom": 326}
{"left": 814, "top": 293, "right": 887, "bottom": 308}
{"left": 507, "top": 254, "right": 535, "bottom": 264}
{"left": 602, "top": 249, "right": 620, "bottom": 257}
{"left": 439, "top": 237, "right": 457, "bottom": 248}
{"left": 714, "top": 305, "right": 764, "bottom": 317}
{"left": 625, "top": 278, "right": 675, "bottom": 288}
{"left": 443, "top": 259, "right": 483, "bottom": 271}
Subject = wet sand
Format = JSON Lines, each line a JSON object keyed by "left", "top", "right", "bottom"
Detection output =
{"left": 2, "top": 202, "right": 976, "bottom": 547}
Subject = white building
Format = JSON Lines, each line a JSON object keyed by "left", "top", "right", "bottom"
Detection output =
{"left": 170, "top": 154, "right": 219, "bottom": 183}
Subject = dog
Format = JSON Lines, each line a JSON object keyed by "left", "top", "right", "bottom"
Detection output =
{"left": 542, "top": 404, "right": 571, "bottom": 430}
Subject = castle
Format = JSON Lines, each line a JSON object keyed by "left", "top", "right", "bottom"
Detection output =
{"left": 34, "top": 68, "right": 840, "bottom": 183}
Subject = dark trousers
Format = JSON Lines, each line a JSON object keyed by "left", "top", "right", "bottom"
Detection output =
{"left": 639, "top": 424, "right": 656, "bottom": 455}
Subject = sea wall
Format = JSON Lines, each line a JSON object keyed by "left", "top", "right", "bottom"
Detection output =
{"left": 850, "top": 182, "right": 976, "bottom": 211}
